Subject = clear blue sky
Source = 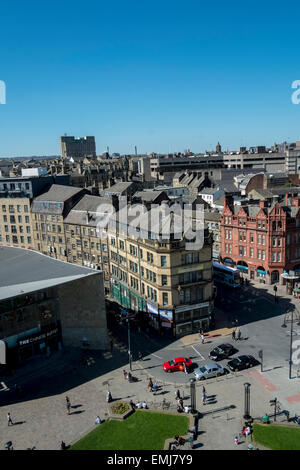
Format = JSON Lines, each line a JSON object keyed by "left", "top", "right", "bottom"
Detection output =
{"left": 0, "top": 0, "right": 300, "bottom": 157}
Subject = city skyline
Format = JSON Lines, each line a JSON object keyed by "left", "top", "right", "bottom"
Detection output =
{"left": 0, "top": 0, "right": 300, "bottom": 157}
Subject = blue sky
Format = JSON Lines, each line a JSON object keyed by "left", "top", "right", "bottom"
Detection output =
{"left": 0, "top": 0, "right": 300, "bottom": 157}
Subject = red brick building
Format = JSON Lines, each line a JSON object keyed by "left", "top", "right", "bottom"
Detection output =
{"left": 220, "top": 195, "right": 300, "bottom": 284}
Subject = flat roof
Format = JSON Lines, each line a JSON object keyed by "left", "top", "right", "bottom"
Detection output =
{"left": 0, "top": 246, "right": 100, "bottom": 301}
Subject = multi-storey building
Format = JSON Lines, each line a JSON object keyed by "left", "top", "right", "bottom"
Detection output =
{"left": 31, "top": 184, "right": 86, "bottom": 261}
{"left": 220, "top": 195, "right": 300, "bottom": 284}
{"left": 60, "top": 136, "right": 96, "bottom": 160}
{"left": 108, "top": 207, "right": 214, "bottom": 336}
{"left": 0, "top": 198, "right": 33, "bottom": 249}
{"left": 0, "top": 174, "right": 69, "bottom": 251}
{"left": 63, "top": 194, "right": 118, "bottom": 295}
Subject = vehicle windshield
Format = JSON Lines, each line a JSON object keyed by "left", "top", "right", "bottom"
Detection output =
{"left": 199, "top": 367, "right": 207, "bottom": 373}
{"left": 184, "top": 358, "right": 189, "bottom": 362}
{"left": 214, "top": 347, "right": 221, "bottom": 353}
{"left": 169, "top": 360, "right": 175, "bottom": 366}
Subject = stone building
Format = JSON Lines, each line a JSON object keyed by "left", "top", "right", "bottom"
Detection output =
{"left": 0, "top": 246, "right": 108, "bottom": 372}
{"left": 31, "top": 184, "right": 86, "bottom": 261}
{"left": 108, "top": 206, "right": 214, "bottom": 336}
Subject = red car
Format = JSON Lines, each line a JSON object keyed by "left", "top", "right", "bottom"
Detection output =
{"left": 163, "top": 357, "right": 192, "bottom": 373}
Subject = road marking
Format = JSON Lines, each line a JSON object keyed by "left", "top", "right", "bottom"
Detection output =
{"left": 191, "top": 345, "right": 205, "bottom": 360}
{"left": 147, "top": 352, "right": 163, "bottom": 359}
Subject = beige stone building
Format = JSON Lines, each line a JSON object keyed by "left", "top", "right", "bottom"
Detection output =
{"left": 108, "top": 207, "right": 213, "bottom": 336}
{"left": 0, "top": 198, "right": 34, "bottom": 250}
{"left": 31, "top": 184, "right": 85, "bottom": 261}
{"left": 63, "top": 194, "right": 117, "bottom": 294}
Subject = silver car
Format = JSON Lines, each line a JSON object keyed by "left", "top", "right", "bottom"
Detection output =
{"left": 193, "top": 363, "right": 225, "bottom": 380}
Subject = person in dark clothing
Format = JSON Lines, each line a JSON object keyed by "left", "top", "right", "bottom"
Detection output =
{"left": 175, "top": 389, "right": 181, "bottom": 400}
{"left": 129, "top": 400, "right": 136, "bottom": 411}
{"left": 60, "top": 441, "right": 67, "bottom": 450}
{"left": 232, "top": 330, "right": 236, "bottom": 341}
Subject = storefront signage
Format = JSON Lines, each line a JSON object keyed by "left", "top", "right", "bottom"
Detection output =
{"left": 159, "top": 308, "right": 173, "bottom": 320}
{"left": 175, "top": 302, "right": 209, "bottom": 314}
{"left": 18, "top": 328, "right": 59, "bottom": 347}
{"left": 177, "top": 264, "right": 204, "bottom": 274}
{"left": 161, "top": 321, "right": 172, "bottom": 328}
{"left": 147, "top": 302, "right": 158, "bottom": 315}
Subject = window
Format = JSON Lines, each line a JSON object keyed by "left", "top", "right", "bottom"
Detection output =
{"left": 3, "top": 215, "right": 7, "bottom": 222}
{"left": 162, "top": 293, "right": 168, "bottom": 306}
{"left": 277, "top": 252, "right": 281, "bottom": 262}
{"left": 250, "top": 233, "right": 254, "bottom": 243}
{"left": 27, "top": 237, "right": 32, "bottom": 244}
{"left": 18, "top": 215, "right": 22, "bottom": 223}
{"left": 24, "top": 206, "right": 28, "bottom": 213}
{"left": 262, "top": 250, "right": 265, "bottom": 260}
{"left": 272, "top": 252, "right": 276, "bottom": 262}
{"left": 162, "top": 275, "right": 168, "bottom": 286}
{"left": 6, "top": 235, "right": 10, "bottom": 242}
{"left": 250, "top": 248, "right": 254, "bottom": 258}
{"left": 2, "top": 205, "right": 6, "bottom": 212}
{"left": 147, "top": 252, "right": 154, "bottom": 264}
{"left": 258, "top": 249, "right": 261, "bottom": 259}
{"left": 161, "top": 256, "right": 167, "bottom": 267}
{"left": 12, "top": 235, "right": 18, "bottom": 244}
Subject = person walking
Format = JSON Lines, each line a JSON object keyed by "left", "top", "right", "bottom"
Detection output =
{"left": 7, "top": 412, "right": 13, "bottom": 426}
{"left": 128, "top": 372, "right": 132, "bottom": 383}
{"left": 234, "top": 436, "right": 239, "bottom": 446}
{"left": 123, "top": 370, "right": 128, "bottom": 380}
{"left": 202, "top": 386, "right": 206, "bottom": 395}
{"left": 201, "top": 334, "right": 205, "bottom": 344}
{"left": 175, "top": 389, "right": 181, "bottom": 400}
{"left": 129, "top": 400, "right": 136, "bottom": 411}
{"left": 138, "top": 351, "right": 143, "bottom": 361}
{"left": 202, "top": 391, "right": 206, "bottom": 405}
{"left": 178, "top": 398, "right": 184, "bottom": 410}
{"left": 183, "top": 363, "right": 188, "bottom": 374}
{"left": 232, "top": 330, "right": 236, "bottom": 341}
{"left": 66, "top": 400, "right": 71, "bottom": 415}
{"left": 237, "top": 329, "right": 241, "bottom": 341}
{"left": 148, "top": 378, "right": 153, "bottom": 392}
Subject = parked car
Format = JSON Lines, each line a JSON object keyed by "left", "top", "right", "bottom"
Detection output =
{"left": 163, "top": 357, "right": 192, "bottom": 373}
{"left": 193, "top": 363, "right": 225, "bottom": 380}
{"left": 227, "top": 355, "right": 257, "bottom": 372}
{"left": 209, "top": 343, "right": 235, "bottom": 361}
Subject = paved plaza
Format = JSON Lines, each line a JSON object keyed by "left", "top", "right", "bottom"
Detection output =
{"left": 1, "top": 279, "right": 300, "bottom": 450}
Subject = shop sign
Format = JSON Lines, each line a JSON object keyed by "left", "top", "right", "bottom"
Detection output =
{"left": 18, "top": 328, "right": 59, "bottom": 347}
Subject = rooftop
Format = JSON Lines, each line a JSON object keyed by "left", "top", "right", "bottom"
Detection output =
{"left": 0, "top": 246, "right": 99, "bottom": 301}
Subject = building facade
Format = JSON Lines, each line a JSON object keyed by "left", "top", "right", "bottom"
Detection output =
{"left": 220, "top": 195, "right": 300, "bottom": 284}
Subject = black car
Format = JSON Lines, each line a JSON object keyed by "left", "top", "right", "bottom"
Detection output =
{"left": 208, "top": 343, "right": 235, "bottom": 361}
{"left": 227, "top": 355, "right": 257, "bottom": 371}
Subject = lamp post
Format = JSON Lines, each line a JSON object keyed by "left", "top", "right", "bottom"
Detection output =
{"left": 281, "top": 307, "right": 300, "bottom": 379}
{"left": 190, "top": 381, "right": 196, "bottom": 414}
{"left": 243, "top": 382, "right": 251, "bottom": 421}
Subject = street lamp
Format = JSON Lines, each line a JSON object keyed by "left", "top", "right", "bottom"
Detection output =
{"left": 281, "top": 307, "right": 300, "bottom": 379}
{"left": 243, "top": 383, "right": 251, "bottom": 421}
{"left": 190, "top": 381, "right": 196, "bottom": 414}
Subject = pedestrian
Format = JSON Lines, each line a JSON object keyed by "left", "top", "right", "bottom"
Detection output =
{"left": 7, "top": 412, "right": 13, "bottom": 426}
{"left": 60, "top": 441, "right": 67, "bottom": 450}
{"left": 123, "top": 370, "right": 128, "bottom": 380}
{"left": 148, "top": 378, "right": 153, "bottom": 392}
{"left": 128, "top": 372, "right": 132, "bottom": 382}
{"left": 95, "top": 416, "right": 102, "bottom": 425}
{"left": 183, "top": 363, "right": 188, "bottom": 374}
{"left": 65, "top": 396, "right": 70, "bottom": 405}
{"left": 234, "top": 436, "right": 239, "bottom": 446}
{"left": 175, "top": 389, "right": 181, "bottom": 400}
{"left": 178, "top": 398, "right": 184, "bottom": 409}
{"left": 232, "top": 330, "right": 236, "bottom": 341}
{"left": 106, "top": 390, "right": 112, "bottom": 403}
{"left": 138, "top": 351, "right": 143, "bottom": 361}
{"left": 237, "top": 329, "right": 241, "bottom": 341}
{"left": 66, "top": 401, "right": 71, "bottom": 414}
{"left": 129, "top": 400, "right": 136, "bottom": 411}
{"left": 202, "top": 391, "right": 206, "bottom": 405}
{"left": 202, "top": 386, "right": 206, "bottom": 394}
{"left": 201, "top": 334, "right": 205, "bottom": 344}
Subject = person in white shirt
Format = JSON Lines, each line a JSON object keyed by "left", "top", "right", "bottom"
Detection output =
{"left": 136, "top": 402, "right": 143, "bottom": 409}
{"left": 142, "top": 401, "right": 148, "bottom": 409}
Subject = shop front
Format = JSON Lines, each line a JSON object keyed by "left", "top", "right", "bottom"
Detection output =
{"left": 159, "top": 308, "right": 174, "bottom": 337}
{"left": 17, "top": 326, "right": 61, "bottom": 363}
{"left": 175, "top": 302, "right": 211, "bottom": 336}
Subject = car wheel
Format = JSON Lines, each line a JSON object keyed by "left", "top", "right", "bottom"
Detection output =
{"left": 217, "top": 372, "right": 222, "bottom": 377}
{"left": 200, "top": 376, "right": 205, "bottom": 381}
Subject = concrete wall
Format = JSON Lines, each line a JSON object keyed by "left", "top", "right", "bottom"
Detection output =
{"left": 57, "top": 272, "right": 108, "bottom": 349}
